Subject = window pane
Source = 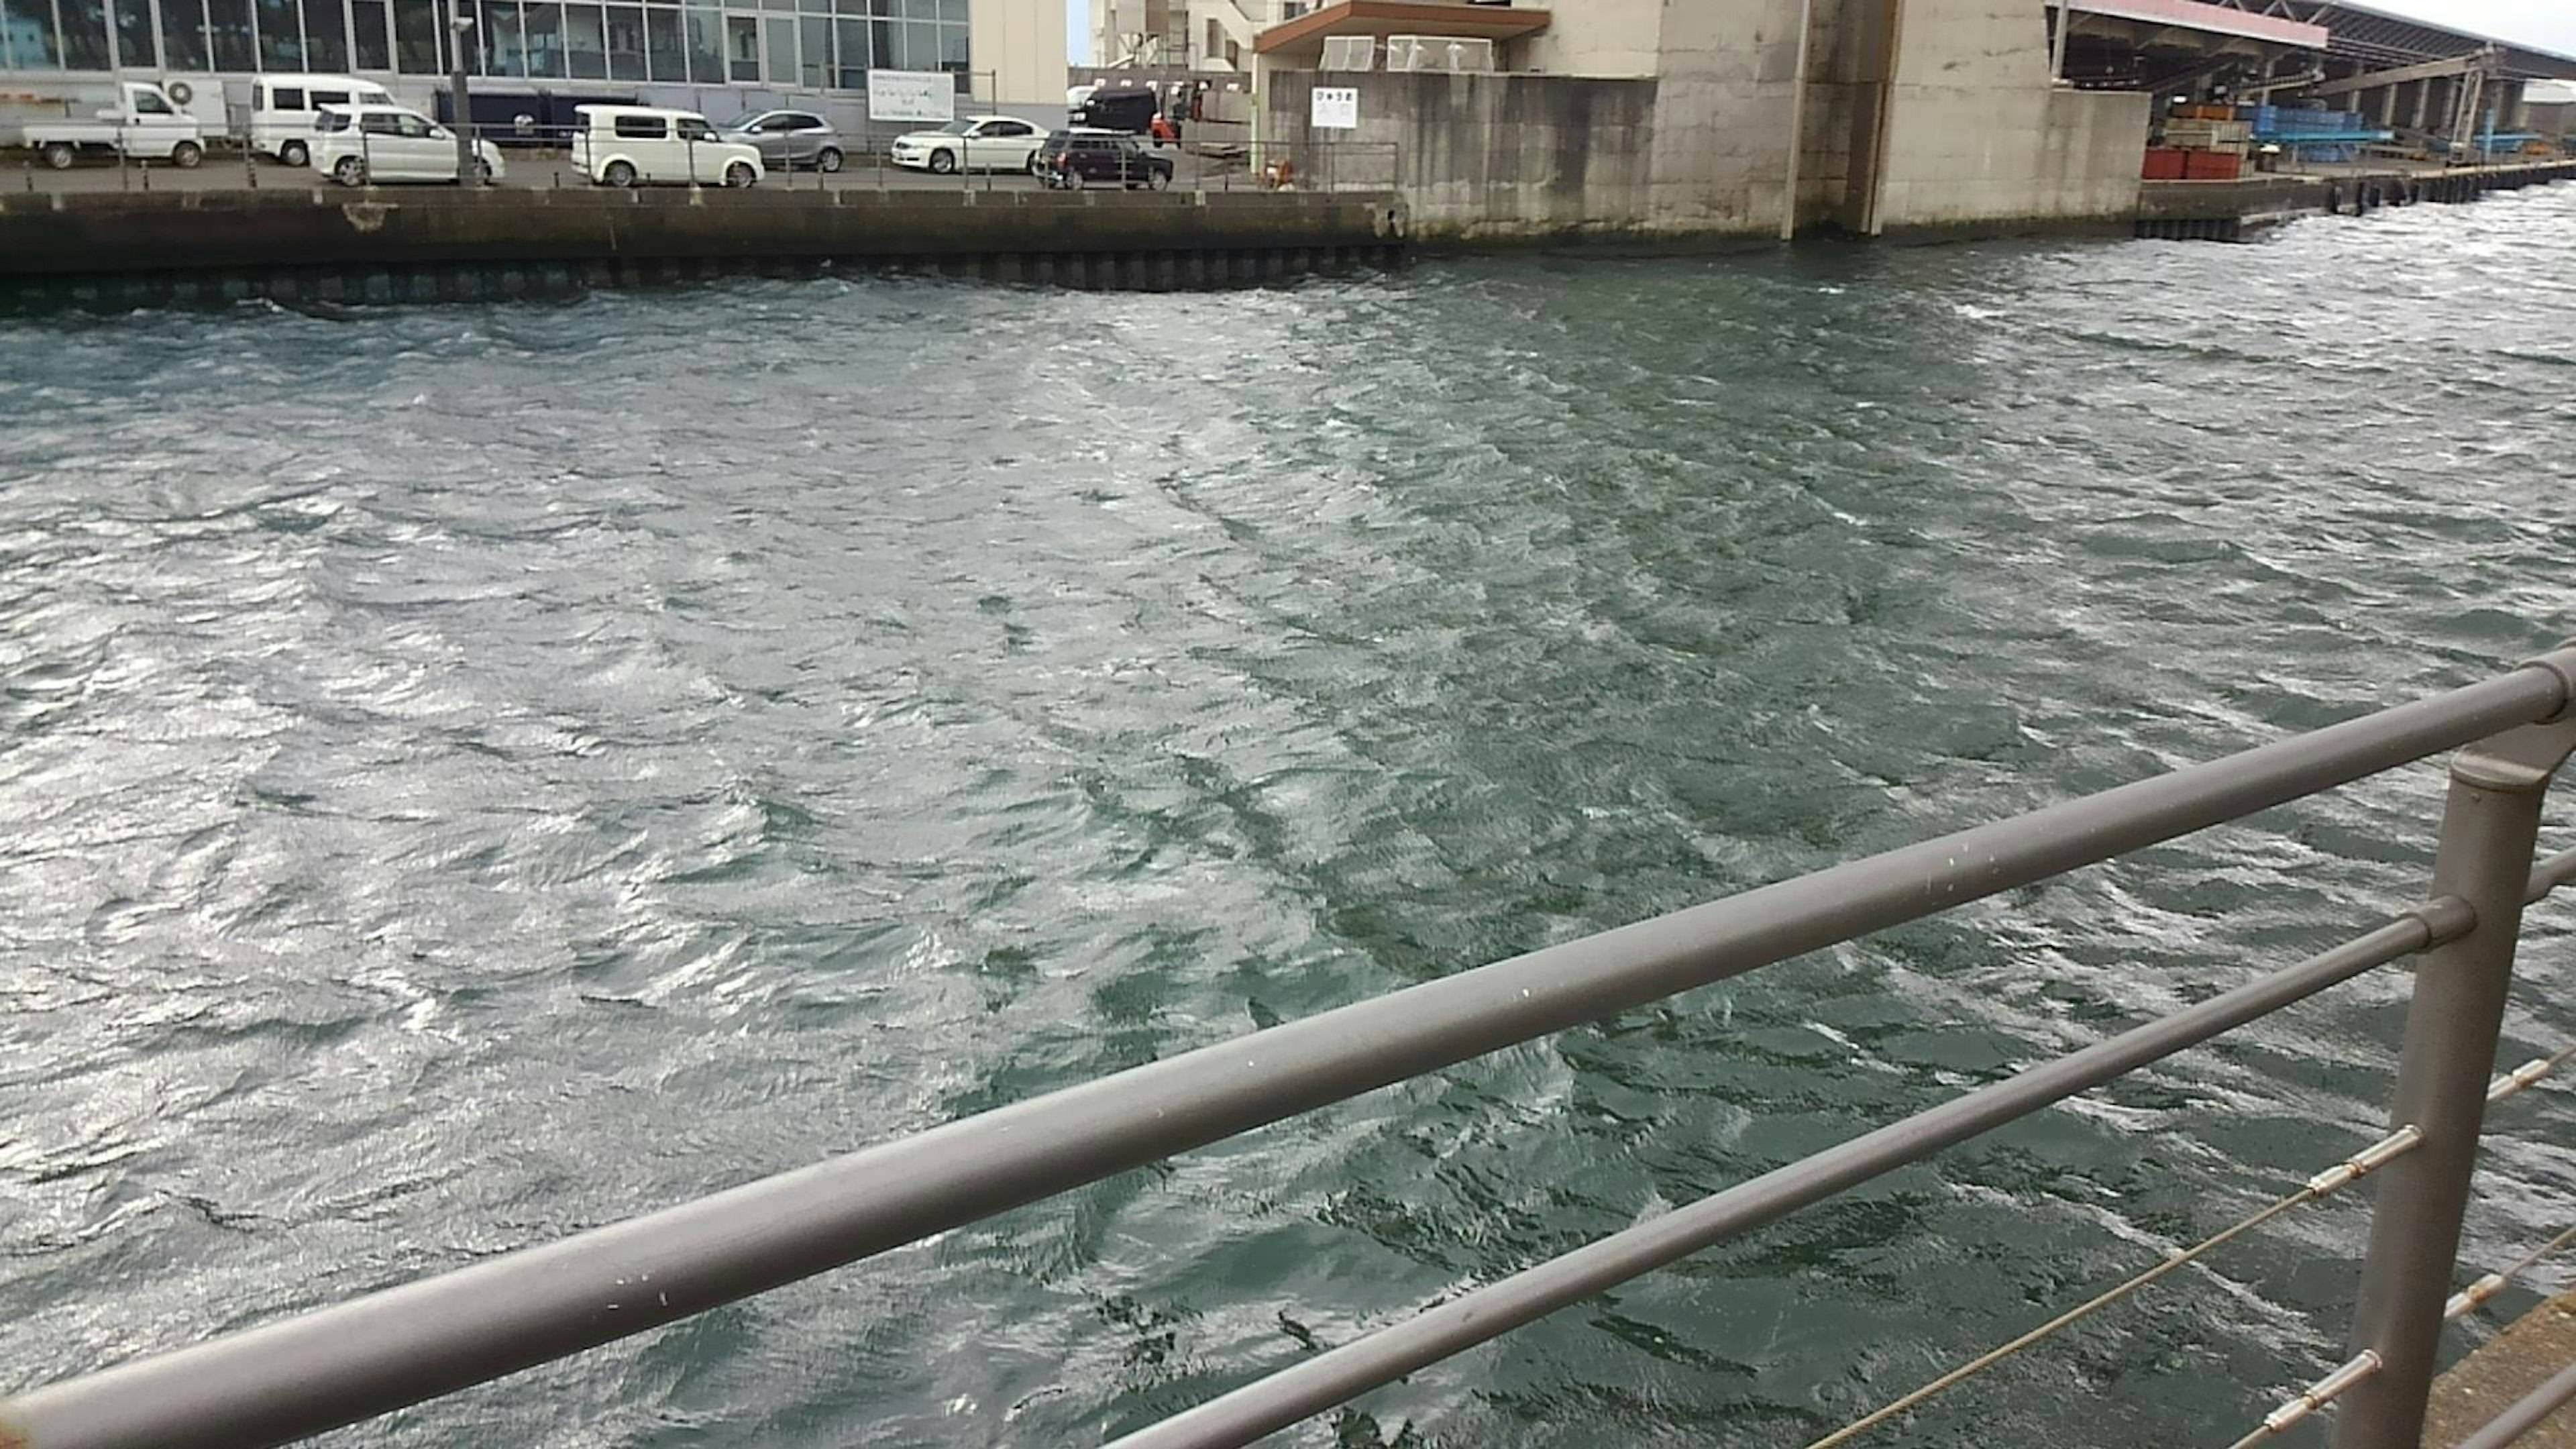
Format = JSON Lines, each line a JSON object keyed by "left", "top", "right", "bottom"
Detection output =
{"left": 111, "top": 0, "right": 154, "bottom": 66}
{"left": 349, "top": 0, "right": 385, "bottom": 62}
{"left": 760, "top": 12, "right": 788, "bottom": 83}
{"left": 642, "top": 4, "right": 676, "bottom": 79}
{"left": 560, "top": 1, "right": 599, "bottom": 76}
{"left": 796, "top": 11, "right": 821, "bottom": 85}
{"left": 60, "top": 0, "right": 108, "bottom": 67}
{"left": 683, "top": 5, "right": 716, "bottom": 79}
{"left": 206, "top": 0, "right": 250, "bottom": 64}
{"left": 896, "top": 0, "right": 922, "bottom": 16}
{"left": 482, "top": 0, "right": 517, "bottom": 71}
{"left": 4, "top": 0, "right": 62, "bottom": 68}
{"left": 937, "top": 18, "right": 959, "bottom": 67}
{"left": 832, "top": 14, "right": 861, "bottom": 82}
{"left": 518, "top": 0, "right": 558, "bottom": 74}
{"left": 934, "top": 0, "right": 958, "bottom": 19}
{"left": 301, "top": 0, "right": 345, "bottom": 70}
{"left": 391, "top": 0, "right": 436, "bottom": 70}
{"left": 158, "top": 0, "right": 208, "bottom": 65}
{"left": 602, "top": 2, "right": 638, "bottom": 76}
{"left": 721, "top": 9, "right": 750, "bottom": 78}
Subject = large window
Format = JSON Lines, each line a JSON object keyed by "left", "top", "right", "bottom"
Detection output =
{"left": 206, "top": 0, "right": 251, "bottom": 66}
{"left": 561, "top": 0, "right": 600, "bottom": 75}
{"left": 642, "top": 4, "right": 676, "bottom": 78}
{"left": 58, "top": 0, "right": 107, "bottom": 68}
{"left": 301, "top": 0, "right": 345, "bottom": 70}
{"left": 831, "top": 13, "right": 863, "bottom": 85}
{"left": 796, "top": 10, "right": 822, "bottom": 87}
{"left": 483, "top": 0, "right": 520, "bottom": 72}
{"left": 109, "top": 0, "right": 152, "bottom": 66}
{"left": 159, "top": 0, "right": 209, "bottom": 67}
{"left": 5, "top": 0, "right": 63, "bottom": 68}
{"left": 603, "top": 1, "right": 639, "bottom": 76}
{"left": 518, "top": 0, "right": 558, "bottom": 74}
{"left": 0, "top": 0, "right": 957, "bottom": 87}
{"left": 252, "top": 0, "right": 294, "bottom": 62}
{"left": 722, "top": 9, "right": 749, "bottom": 78}
{"left": 391, "top": 0, "right": 437, "bottom": 71}
{"left": 683, "top": 4, "right": 716, "bottom": 78}
{"left": 350, "top": 0, "right": 387, "bottom": 64}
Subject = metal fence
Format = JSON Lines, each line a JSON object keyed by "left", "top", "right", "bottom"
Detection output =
{"left": 7, "top": 123, "right": 1400, "bottom": 201}
{"left": 11, "top": 645, "right": 2576, "bottom": 1448}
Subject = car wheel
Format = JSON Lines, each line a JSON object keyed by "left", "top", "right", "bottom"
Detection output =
{"left": 1063, "top": 168, "right": 1084, "bottom": 190}
{"left": 725, "top": 161, "right": 756, "bottom": 189}
{"left": 280, "top": 139, "right": 309, "bottom": 167}
{"left": 816, "top": 146, "right": 843, "bottom": 174}
{"left": 602, "top": 160, "right": 638, "bottom": 189}
{"left": 928, "top": 148, "right": 956, "bottom": 175}
{"left": 1145, "top": 168, "right": 1169, "bottom": 191}
{"left": 333, "top": 154, "right": 367, "bottom": 186}
{"left": 471, "top": 157, "right": 493, "bottom": 185}
{"left": 41, "top": 142, "right": 74, "bottom": 170}
{"left": 171, "top": 140, "right": 203, "bottom": 169}
{"left": 1028, "top": 152, "right": 1049, "bottom": 178}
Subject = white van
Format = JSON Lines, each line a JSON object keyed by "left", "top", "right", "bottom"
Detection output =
{"left": 570, "top": 105, "right": 763, "bottom": 188}
{"left": 250, "top": 74, "right": 396, "bottom": 165}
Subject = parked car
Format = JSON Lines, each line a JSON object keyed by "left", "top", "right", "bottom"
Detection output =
{"left": 9, "top": 81, "right": 204, "bottom": 170}
{"left": 571, "top": 105, "right": 763, "bottom": 188}
{"left": 719, "top": 109, "right": 844, "bottom": 172}
{"left": 313, "top": 104, "right": 504, "bottom": 186}
{"left": 1069, "top": 85, "right": 1157, "bottom": 136}
{"left": 888, "top": 116, "right": 1050, "bottom": 176}
{"left": 249, "top": 73, "right": 394, "bottom": 165}
{"left": 1038, "top": 129, "right": 1173, "bottom": 191}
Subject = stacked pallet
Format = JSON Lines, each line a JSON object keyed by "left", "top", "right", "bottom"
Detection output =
{"left": 2145, "top": 104, "right": 2248, "bottom": 181}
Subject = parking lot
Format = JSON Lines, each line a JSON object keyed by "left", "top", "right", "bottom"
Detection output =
{"left": 7, "top": 144, "right": 1256, "bottom": 196}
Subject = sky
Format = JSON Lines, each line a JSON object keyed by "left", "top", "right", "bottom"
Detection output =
{"left": 1063, "top": 1, "right": 2576, "bottom": 67}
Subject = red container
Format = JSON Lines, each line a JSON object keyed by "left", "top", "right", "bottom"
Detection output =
{"left": 2143, "top": 147, "right": 2188, "bottom": 180}
{"left": 2183, "top": 150, "right": 2242, "bottom": 180}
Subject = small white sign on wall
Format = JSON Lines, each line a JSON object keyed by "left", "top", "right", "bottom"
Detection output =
{"left": 1310, "top": 86, "right": 1360, "bottom": 129}
{"left": 868, "top": 70, "right": 956, "bottom": 125}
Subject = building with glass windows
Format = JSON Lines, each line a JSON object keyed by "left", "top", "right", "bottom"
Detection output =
{"left": 0, "top": 0, "right": 1064, "bottom": 125}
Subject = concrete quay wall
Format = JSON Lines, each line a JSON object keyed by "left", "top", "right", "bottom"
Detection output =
{"left": 0, "top": 187, "right": 1409, "bottom": 292}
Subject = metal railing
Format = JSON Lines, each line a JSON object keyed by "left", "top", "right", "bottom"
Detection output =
{"left": 10, "top": 645, "right": 2576, "bottom": 1449}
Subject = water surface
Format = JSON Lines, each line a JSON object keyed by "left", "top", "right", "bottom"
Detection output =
{"left": 6, "top": 190, "right": 2576, "bottom": 1447}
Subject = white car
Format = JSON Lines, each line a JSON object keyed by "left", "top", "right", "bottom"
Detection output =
{"left": 888, "top": 116, "right": 1051, "bottom": 176}
{"left": 573, "top": 105, "right": 763, "bottom": 189}
{"left": 313, "top": 104, "right": 504, "bottom": 186}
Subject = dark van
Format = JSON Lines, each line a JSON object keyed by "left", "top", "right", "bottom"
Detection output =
{"left": 1071, "top": 86, "right": 1159, "bottom": 136}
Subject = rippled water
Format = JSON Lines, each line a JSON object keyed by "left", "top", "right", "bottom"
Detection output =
{"left": 7, "top": 189, "right": 2576, "bottom": 1448}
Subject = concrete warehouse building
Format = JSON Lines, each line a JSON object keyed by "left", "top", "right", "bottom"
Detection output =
{"left": 0, "top": 0, "right": 1064, "bottom": 125}
{"left": 1239, "top": 0, "right": 2153, "bottom": 241}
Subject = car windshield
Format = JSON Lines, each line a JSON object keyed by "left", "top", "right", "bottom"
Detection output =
{"left": 930, "top": 120, "right": 975, "bottom": 135}
{"left": 719, "top": 114, "right": 765, "bottom": 131}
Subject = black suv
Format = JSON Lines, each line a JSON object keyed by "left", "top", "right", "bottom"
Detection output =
{"left": 1038, "top": 131, "right": 1174, "bottom": 191}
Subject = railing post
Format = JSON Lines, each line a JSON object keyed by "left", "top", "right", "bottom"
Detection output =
{"left": 2332, "top": 704, "right": 2576, "bottom": 1449}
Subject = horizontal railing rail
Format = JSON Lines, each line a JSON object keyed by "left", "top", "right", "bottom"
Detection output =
{"left": 7, "top": 645, "right": 2576, "bottom": 1449}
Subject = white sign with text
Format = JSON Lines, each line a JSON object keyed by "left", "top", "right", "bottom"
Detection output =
{"left": 868, "top": 70, "right": 956, "bottom": 125}
{"left": 1310, "top": 86, "right": 1359, "bottom": 129}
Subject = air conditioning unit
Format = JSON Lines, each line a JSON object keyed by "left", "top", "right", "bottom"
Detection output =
{"left": 1320, "top": 35, "right": 1376, "bottom": 71}
{"left": 1384, "top": 35, "right": 1496, "bottom": 73}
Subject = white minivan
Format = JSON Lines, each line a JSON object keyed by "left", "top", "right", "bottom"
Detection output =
{"left": 250, "top": 73, "right": 395, "bottom": 166}
{"left": 571, "top": 105, "right": 763, "bottom": 189}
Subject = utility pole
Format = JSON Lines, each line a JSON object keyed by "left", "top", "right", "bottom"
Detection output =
{"left": 448, "top": 2, "right": 477, "bottom": 183}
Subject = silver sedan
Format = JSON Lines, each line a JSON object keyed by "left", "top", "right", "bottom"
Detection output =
{"left": 718, "top": 110, "right": 846, "bottom": 172}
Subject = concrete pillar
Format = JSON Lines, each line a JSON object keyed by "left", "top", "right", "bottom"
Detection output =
{"left": 2426, "top": 77, "right": 2454, "bottom": 135}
